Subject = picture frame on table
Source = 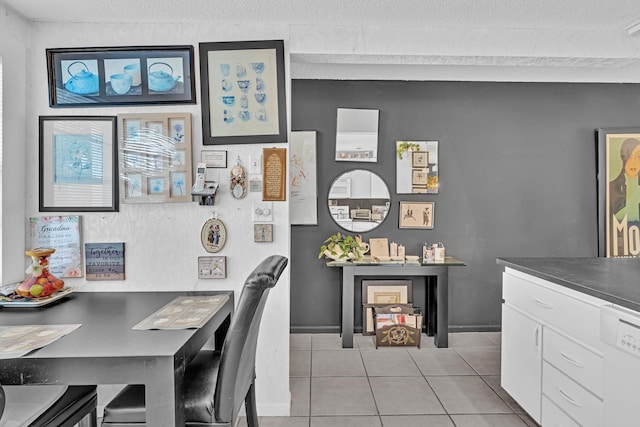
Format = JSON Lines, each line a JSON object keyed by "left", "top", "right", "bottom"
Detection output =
{"left": 117, "top": 113, "right": 193, "bottom": 204}
{"left": 46, "top": 45, "right": 196, "bottom": 107}
{"left": 39, "top": 116, "right": 118, "bottom": 212}
{"left": 596, "top": 127, "right": 640, "bottom": 258}
{"left": 199, "top": 39, "right": 287, "bottom": 145}
{"left": 399, "top": 201, "right": 434, "bottom": 229}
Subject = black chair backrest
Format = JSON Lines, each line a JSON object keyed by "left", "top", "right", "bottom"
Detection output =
{"left": 213, "top": 255, "right": 288, "bottom": 423}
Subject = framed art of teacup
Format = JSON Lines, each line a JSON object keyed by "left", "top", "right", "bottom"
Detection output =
{"left": 109, "top": 73, "right": 132, "bottom": 95}
{"left": 47, "top": 45, "right": 196, "bottom": 107}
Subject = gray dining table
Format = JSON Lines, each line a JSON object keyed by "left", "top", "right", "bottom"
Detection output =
{"left": 0, "top": 290, "right": 234, "bottom": 427}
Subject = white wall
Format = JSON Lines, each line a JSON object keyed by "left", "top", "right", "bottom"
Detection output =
{"left": 0, "top": 4, "right": 29, "bottom": 285}
{"left": 23, "top": 22, "right": 292, "bottom": 416}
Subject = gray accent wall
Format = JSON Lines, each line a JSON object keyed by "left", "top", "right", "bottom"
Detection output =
{"left": 290, "top": 79, "right": 640, "bottom": 333}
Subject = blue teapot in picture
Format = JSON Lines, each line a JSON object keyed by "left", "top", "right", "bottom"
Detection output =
{"left": 64, "top": 61, "right": 99, "bottom": 95}
{"left": 147, "top": 62, "right": 181, "bottom": 92}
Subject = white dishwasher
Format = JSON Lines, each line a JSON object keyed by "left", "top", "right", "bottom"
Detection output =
{"left": 600, "top": 304, "right": 640, "bottom": 425}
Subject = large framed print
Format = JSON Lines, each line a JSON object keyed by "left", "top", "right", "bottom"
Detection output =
{"left": 199, "top": 40, "right": 287, "bottom": 145}
{"left": 46, "top": 45, "right": 195, "bottom": 107}
{"left": 597, "top": 128, "right": 640, "bottom": 257}
{"left": 39, "top": 116, "right": 118, "bottom": 212}
{"left": 290, "top": 131, "right": 318, "bottom": 224}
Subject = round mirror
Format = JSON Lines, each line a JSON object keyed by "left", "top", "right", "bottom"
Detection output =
{"left": 327, "top": 169, "right": 390, "bottom": 233}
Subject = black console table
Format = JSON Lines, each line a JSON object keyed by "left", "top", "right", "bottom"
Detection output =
{"left": 328, "top": 257, "right": 466, "bottom": 348}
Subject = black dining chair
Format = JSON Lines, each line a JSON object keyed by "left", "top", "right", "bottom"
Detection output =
{"left": 101, "top": 254, "right": 288, "bottom": 427}
{"left": 0, "top": 384, "right": 97, "bottom": 426}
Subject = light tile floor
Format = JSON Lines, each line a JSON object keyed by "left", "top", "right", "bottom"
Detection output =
{"left": 239, "top": 332, "right": 539, "bottom": 427}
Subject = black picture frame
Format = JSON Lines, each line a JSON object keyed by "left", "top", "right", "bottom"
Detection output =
{"left": 46, "top": 45, "right": 196, "bottom": 107}
{"left": 39, "top": 116, "right": 119, "bottom": 212}
{"left": 199, "top": 39, "right": 287, "bottom": 145}
{"left": 596, "top": 127, "right": 640, "bottom": 257}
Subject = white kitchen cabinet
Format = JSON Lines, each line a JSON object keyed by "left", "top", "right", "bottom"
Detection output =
{"left": 501, "top": 268, "right": 606, "bottom": 425}
{"left": 350, "top": 170, "right": 371, "bottom": 198}
{"left": 369, "top": 173, "right": 388, "bottom": 198}
{"left": 501, "top": 303, "right": 542, "bottom": 422}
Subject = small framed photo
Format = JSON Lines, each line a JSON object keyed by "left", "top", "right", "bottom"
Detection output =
{"left": 412, "top": 151, "right": 429, "bottom": 167}
{"left": 198, "top": 256, "right": 226, "bottom": 279}
{"left": 412, "top": 168, "right": 429, "bottom": 186}
{"left": 254, "top": 224, "right": 273, "bottom": 242}
{"left": 399, "top": 201, "right": 434, "bottom": 229}
{"left": 201, "top": 150, "right": 227, "bottom": 168}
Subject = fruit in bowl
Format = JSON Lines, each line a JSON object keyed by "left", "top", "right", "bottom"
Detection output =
{"left": 15, "top": 248, "right": 65, "bottom": 299}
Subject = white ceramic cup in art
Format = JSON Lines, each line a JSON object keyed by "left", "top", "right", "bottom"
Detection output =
{"left": 123, "top": 63, "right": 141, "bottom": 86}
{"left": 110, "top": 73, "right": 132, "bottom": 95}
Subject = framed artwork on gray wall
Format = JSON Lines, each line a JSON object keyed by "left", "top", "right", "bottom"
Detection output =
{"left": 46, "top": 45, "right": 196, "bottom": 107}
{"left": 596, "top": 127, "right": 640, "bottom": 258}
{"left": 396, "top": 140, "right": 439, "bottom": 194}
{"left": 199, "top": 39, "right": 287, "bottom": 145}
{"left": 399, "top": 201, "right": 434, "bottom": 229}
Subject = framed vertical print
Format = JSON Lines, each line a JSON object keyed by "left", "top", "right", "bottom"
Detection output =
{"left": 262, "top": 147, "right": 287, "bottom": 201}
{"left": 290, "top": 131, "right": 318, "bottom": 224}
{"left": 46, "top": 45, "right": 196, "bottom": 107}
{"left": 199, "top": 40, "right": 287, "bottom": 145}
{"left": 597, "top": 128, "right": 640, "bottom": 257}
{"left": 399, "top": 201, "right": 434, "bottom": 229}
{"left": 118, "top": 113, "right": 193, "bottom": 203}
{"left": 39, "top": 116, "right": 118, "bottom": 212}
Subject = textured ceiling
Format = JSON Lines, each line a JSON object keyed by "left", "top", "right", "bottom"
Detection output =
{"left": 2, "top": 0, "right": 639, "bottom": 30}
{"left": 4, "top": 0, "right": 640, "bottom": 80}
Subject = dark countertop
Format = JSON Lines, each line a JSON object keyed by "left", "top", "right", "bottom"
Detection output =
{"left": 497, "top": 257, "right": 640, "bottom": 313}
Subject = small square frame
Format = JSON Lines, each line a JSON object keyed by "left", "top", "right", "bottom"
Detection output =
{"left": 254, "top": 224, "right": 273, "bottom": 242}
{"left": 412, "top": 151, "right": 429, "bottom": 167}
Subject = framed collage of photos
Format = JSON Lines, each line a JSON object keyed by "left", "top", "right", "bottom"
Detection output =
{"left": 117, "top": 113, "right": 193, "bottom": 204}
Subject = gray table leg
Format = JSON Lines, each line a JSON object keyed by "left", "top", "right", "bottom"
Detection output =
{"left": 144, "top": 358, "right": 185, "bottom": 426}
{"left": 434, "top": 268, "right": 449, "bottom": 348}
{"left": 342, "top": 267, "right": 355, "bottom": 348}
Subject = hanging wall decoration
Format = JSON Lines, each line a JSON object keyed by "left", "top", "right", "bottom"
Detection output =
{"left": 230, "top": 158, "right": 247, "bottom": 199}
{"left": 201, "top": 216, "right": 227, "bottom": 253}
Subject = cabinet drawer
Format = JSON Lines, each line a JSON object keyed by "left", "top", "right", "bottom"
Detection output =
{"left": 503, "top": 271, "right": 603, "bottom": 351}
{"left": 543, "top": 361, "right": 603, "bottom": 427}
{"left": 543, "top": 327, "right": 603, "bottom": 398}
{"left": 542, "top": 396, "right": 580, "bottom": 427}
